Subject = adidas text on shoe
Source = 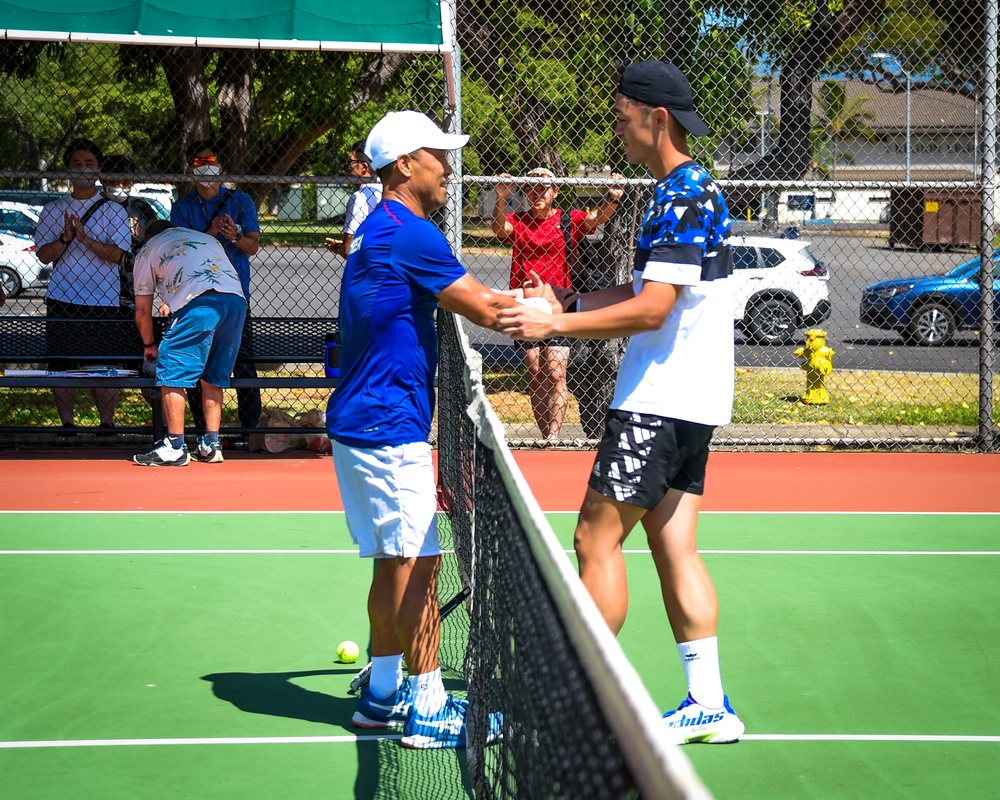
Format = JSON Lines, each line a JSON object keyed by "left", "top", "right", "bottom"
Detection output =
{"left": 192, "top": 437, "right": 224, "bottom": 463}
{"left": 400, "top": 696, "right": 502, "bottom": 750}
{"left": 351, "top": 682, "right": 412, "bottom": 729}
{"left": 661, "top": 694, "right": 745, "bottom": 745}
{"left": 133, "top": 440, "right": 190, "bottom": 467}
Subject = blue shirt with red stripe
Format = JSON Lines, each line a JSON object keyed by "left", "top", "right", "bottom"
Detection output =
{"left": 327, "top": 199, "right": 467, "bottom": 447}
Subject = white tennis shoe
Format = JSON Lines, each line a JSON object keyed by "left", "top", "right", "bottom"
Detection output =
{"left": 661, "top": 694, "right": 745, "bottom": 745}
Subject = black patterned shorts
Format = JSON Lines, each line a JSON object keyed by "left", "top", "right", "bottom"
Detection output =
{"left": 588, "top": 409, "right": 715, "bottom": 509}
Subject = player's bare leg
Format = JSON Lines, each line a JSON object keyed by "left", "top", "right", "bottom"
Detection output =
{"left": 391, "top": 554, "right": 442, "bottom": 674}
{"left": 540, "top": 345, "right": 570, "bottom": 440}
{"left": 574, "top": 487, "right": 645, "bottom": 634}
{"left": 642, "top": 488, "right": 718, "bottom": 641}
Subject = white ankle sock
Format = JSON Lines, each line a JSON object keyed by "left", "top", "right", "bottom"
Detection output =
{"left": 368, "top": 654, "right": 403, "bottom": 699}
{"left": 677, "top": 636, "right": 724, "bottom": 708}
{"left": 409, "top": 669, "right": 447, "bottom": 716}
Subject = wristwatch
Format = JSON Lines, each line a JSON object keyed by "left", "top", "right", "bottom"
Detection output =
{"left": 233, "top": 224, "right": 244, "bottom": 243}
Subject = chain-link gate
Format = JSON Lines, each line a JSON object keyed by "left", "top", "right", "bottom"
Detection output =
{"left": 1, "top": 0, "right": 998, "bottom": 451}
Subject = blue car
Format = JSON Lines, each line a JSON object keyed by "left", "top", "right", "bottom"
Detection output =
{"left": 860, "top": 253, "right": 1000, "bottom": 345}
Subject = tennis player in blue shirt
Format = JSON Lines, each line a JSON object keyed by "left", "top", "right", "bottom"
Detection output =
{"left": 328, "top": 110, "right": 552, "bottom": 749}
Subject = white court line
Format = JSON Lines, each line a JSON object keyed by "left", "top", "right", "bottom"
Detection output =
{"left": 0, "top": 734, "right": 401, "bottom": 749}
{"left": 0, "top": 510, "right": 341, "bottom": 515}
{"left": 630, "top": 550, "right": 1000, "bottom": 556}
{"left": 2, "top": 510, "right": 999, "bottom": 516}
{"left": 3, "top": 548, "right": 999, "bottom": 556}
{"left": 0, "top": 550, "right": 359, "bottom": 555}
{"left": 741, "top": 734, "right": 1000, "bottom": 743}
{"left": 3, "top": 549, "right": 998, "bottom": 556}
{"left": 0, "top": 733, "right": 996, "bottom": 749}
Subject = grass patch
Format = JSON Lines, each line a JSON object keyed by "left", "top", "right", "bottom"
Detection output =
{"left": 734, "top": 367, "right": 995, "bottom": 427}
{"left": 3, "top": 367, "right": 995, "bottom": 431}
{"left": 479, "top": 366, "right": 997, "bottom": 429}
{"left": 258, "top": 218, "right": 333, "bottom": 247}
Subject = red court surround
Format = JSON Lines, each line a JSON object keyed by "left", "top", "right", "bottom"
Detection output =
{"left": 1, "top": 449, "right": 998, "bottom": 513}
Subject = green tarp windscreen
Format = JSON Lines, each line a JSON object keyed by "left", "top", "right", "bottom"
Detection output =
{"left": 0, "top": 0, "right": 447, "bottom": 50}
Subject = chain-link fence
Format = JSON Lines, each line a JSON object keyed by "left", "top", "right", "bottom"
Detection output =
{"left": 1, "top": 0, "right": 998, "bottom": 450}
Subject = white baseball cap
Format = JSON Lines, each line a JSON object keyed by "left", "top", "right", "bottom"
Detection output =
{"left": 365, "top": 111, "right": 470, "bottom": 170}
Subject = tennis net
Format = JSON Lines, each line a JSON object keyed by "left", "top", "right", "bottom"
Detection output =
{"left": 434, "top": 310, "right": 712, "bottom": 799}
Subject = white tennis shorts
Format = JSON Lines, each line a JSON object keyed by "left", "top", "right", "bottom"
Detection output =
{"left": 332, "top": 440, "right": 440, "bottom": 558}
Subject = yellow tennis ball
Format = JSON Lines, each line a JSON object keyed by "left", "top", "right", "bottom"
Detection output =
{"left": 336, "top": 640, "right": 360, "bottom": 664}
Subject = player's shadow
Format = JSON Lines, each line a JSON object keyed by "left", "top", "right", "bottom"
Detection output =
{"left": 201, "top": 669, "right": 356, "bottom": 726}
{"left": 201, "top": 668, "right": 467, "bottom": 727}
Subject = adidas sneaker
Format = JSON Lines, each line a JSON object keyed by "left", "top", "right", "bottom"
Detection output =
{"left": 661, "top": 694, "right": 745, "bottom": 745}
{"left": 352, "top": 681, "right": 412, "bottom": 729}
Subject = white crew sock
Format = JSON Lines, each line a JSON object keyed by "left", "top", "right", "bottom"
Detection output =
{"left": 409, "top": 668, "right": 448, "bottom": 716}
{"left": 677, "top": 636, "right": 725, "bottom": 708}
{"left": 368, "top": 654, "right": 404, "bottom": 699}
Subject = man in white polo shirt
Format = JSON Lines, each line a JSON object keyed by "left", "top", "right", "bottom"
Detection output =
{"left": 497, "top": 60, "right": 744, "bottom": 746}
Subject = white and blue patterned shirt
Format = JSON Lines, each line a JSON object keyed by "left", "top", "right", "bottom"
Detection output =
{"left": 611, "top": 161, "right": 736, "bottom": 426}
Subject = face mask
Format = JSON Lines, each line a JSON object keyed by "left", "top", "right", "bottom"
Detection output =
{"left": 106, "top": 187, "right": 129, "bottom": 201}
{"left": 193, "top": 164, "right": 221, "bottom": 186}
{"left": 71, "top": 173, "right": 98, "bottom": 190}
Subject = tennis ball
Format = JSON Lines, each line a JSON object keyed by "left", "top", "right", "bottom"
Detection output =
{"left": 336, "top": 640, "right": 360, "bottom": 664}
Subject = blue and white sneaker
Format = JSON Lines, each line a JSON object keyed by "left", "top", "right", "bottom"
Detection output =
{"left": 661, "top": 694, "right": 744, "bottom": 745}
{"left": 351, "top": 681, "right": 413, "bottom": 729}
{"left": 399, "top": 696, "right": 503, "bottom": 750}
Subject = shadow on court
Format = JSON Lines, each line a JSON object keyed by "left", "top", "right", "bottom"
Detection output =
{"left": 202, "top": 669, "right": 474, "bottom": 799}
{"left": 202, "top": 669, "right": 357, "bottom": 726}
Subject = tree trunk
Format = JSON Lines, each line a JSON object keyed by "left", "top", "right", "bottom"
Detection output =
{"left": 216, "top": 49, "right": 255, "bottom": 175}
{"left": 725, "top": 0, "right": 885, "bottom": 218}
{"left": 155, "top": 46, "right": 213, "bottom": 167}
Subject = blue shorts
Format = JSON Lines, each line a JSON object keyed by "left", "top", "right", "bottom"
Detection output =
{"left": 157, "top": 292, "right": 247, "bottom": 388}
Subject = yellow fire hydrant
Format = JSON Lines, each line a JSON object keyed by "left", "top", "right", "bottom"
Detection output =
{"left": 794, "top": 328, "right": 835, "bottom": 405}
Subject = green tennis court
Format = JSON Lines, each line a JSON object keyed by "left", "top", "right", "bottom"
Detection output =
{"left": 1, "top": 510, "right": 997, "bottom": 798}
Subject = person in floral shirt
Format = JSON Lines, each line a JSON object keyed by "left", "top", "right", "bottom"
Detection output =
{"left": 131, "top": 221, "right": 248, "bottom": 466}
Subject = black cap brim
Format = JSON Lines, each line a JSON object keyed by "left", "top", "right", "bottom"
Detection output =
{"left": 670, "top": 109, "right": 711, "bottom": 137}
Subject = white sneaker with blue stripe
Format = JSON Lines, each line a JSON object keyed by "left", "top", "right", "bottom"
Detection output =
{"left": 400, "top": 696, "right": 503, "bottom": 750}
{"left": 351, "top": 681, "right": 412, "bottom": 729}
{"left": 661, "top": 694, "right": 745, "bottom": 745}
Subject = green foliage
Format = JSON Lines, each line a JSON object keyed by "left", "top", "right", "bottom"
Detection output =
{"left": 1, "top": 43, "right": 173, "bottom": 172}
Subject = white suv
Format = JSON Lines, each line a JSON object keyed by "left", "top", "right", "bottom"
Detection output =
{"left": 730, "top": 235, "right": 831, "bottom": 345}
{"left": 0, "top": 201, "right": 47, "bottom": 298}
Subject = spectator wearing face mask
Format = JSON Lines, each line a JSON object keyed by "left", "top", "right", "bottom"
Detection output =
{"left": 170, "top": 139, "right": 262, "bottom": 433}
{"left": 101, "top": 154, "right": 161, "bottom": 310}
{"left": 35, "top": 138, "right": 133, "bottom": 432}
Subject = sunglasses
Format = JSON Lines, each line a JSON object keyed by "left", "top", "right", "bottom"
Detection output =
{"left": 191, "top": 155, "right": 219, "bottom": 167}
{"left": 345, "top": 158, "right": 367, "bottom": 168}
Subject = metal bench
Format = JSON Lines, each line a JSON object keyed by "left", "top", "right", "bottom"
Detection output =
{"left": 0, "top": 315, "right": 338, "bottom": 440}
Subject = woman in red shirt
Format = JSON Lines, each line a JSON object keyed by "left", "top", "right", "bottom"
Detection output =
{"left": 491, "top": 167, "right": 623, "bottom": 440}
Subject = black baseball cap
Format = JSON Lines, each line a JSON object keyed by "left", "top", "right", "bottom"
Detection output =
{"left": 617, "top": 61, "right": 711, "bottom": 137}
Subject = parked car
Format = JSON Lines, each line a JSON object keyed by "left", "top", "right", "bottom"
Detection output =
{"left": 131, "top": 183, "right": 175, "bottom": 214}
{"left": 0, "top": 231, "right": 48, "bottom": 298}
{"left": 0, "top": 189, "right": 66, "bottom": 210}
{"left": 0, "top": 200, "right": 42, "bottom": 237}
{"left": 860, "top": 253, "right": 1000, "bottom": 345}
{"left": 731, "top": 235, "right": 832, "bottom": 345}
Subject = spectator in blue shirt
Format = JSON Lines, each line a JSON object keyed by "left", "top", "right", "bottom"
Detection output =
{"left": 171, "top": 139, "right": 262, "bottom": 432}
